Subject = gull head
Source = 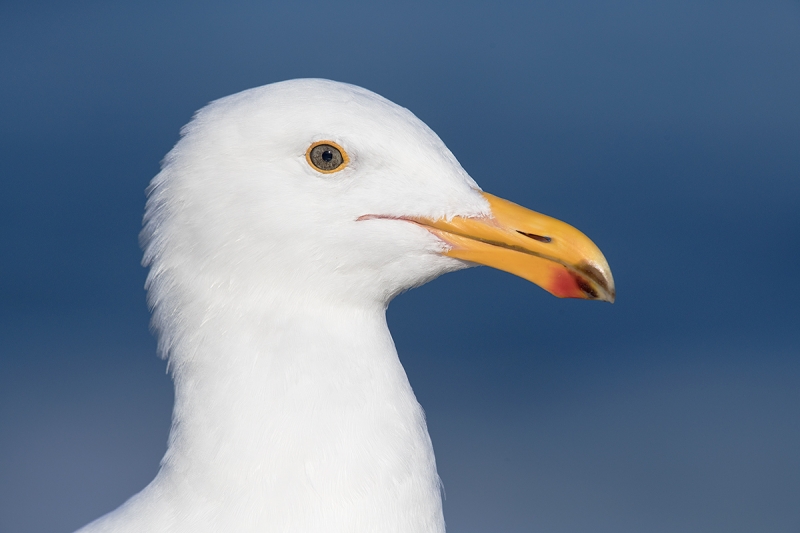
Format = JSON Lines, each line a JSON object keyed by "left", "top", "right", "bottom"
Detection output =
{"left": 141, "top": 79, "right": 614, "bottom": 341}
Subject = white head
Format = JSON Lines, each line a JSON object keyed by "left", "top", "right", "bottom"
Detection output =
{"left": 141, "top": 78, "right": 613, "bottom": 362}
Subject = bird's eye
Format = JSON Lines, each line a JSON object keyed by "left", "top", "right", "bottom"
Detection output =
{"left": 306, "top": 141, "right": 348, "bottom": 173}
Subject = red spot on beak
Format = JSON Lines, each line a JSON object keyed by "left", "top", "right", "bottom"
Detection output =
{"left": 550, "top": 268, "right": 589, "bottom": 299}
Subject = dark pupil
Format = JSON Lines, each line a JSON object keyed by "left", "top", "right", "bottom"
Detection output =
{"left": 322, "top": 150, "right": 333, "bottom": 162}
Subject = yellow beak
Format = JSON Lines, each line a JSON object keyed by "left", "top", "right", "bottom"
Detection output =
{"left": 414, "top": 192, "right": 615, "bottom": 302}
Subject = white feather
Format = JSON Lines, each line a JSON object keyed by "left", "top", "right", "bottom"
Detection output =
{"left": 78, "top": 79, "right": 491, "bottom": 533}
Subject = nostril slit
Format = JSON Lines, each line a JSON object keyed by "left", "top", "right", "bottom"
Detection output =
{"left": 517, "top": 230, "right": 552, "bottom": 243}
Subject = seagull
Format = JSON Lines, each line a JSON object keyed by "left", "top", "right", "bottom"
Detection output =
{"left": 76, "top": 79, "right": 614, "bottom": 533}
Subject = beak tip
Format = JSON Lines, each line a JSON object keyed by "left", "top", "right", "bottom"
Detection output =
{"left": 602, "top": 279, "right": 616, "bottom": 304}
{"left": 574, "top": 260, "right": 615, "bottom": 304}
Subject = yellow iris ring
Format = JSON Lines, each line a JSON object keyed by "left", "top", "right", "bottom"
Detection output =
{"left": 306, "top": 140, "right": 350, "bottom": 174}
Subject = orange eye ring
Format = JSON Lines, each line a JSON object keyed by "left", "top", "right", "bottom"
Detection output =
{"left": 306, "top": 140, "right": 349, "bottom": 173}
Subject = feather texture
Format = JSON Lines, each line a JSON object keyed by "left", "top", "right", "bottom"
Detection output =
{"left": 77, "top": 79, "right": 491, "bottom": 532}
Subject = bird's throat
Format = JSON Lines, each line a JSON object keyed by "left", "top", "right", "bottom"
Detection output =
{"left": 153, "top": 303, "right": 445, "bottom": 532}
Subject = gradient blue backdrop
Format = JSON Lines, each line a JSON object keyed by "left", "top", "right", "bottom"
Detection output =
{"left": 1, "top": 1, "right": 798, "bottom": 532}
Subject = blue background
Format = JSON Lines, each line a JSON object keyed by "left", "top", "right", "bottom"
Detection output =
{"left": 1, "top": 1, "right": 798, "bottom": 531}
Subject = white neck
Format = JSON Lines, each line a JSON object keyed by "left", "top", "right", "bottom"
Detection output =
{"left": 83, "top": 298, "right": 444, "bottom": 533}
